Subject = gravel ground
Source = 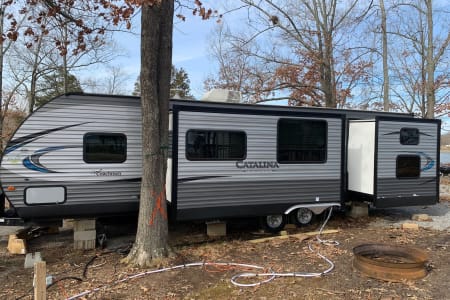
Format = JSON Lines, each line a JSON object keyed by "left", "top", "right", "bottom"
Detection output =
{"left": 369, "top": 201, "right": 450, "bottom": 231}
{"left": 1, "top": 184, "right": 449, "bottom": 299}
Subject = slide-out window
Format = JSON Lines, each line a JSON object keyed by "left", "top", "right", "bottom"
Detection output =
{"left": 84, "top": 133, "right": 127, "bottom": 163}
{"left": 400, "top": 128, "right": 419, "bottom": 145}
{"left": 396, "top": 155, "right": 420, "bottom": 178}
{"left": 277, "top": 119, "right": 327, "bottom": 163}
{"left": 186, "top": 130, "right": 246, "bottom": 160}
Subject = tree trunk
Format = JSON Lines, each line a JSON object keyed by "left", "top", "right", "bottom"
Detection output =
{"left": 0, "top": 5, "right": 4, "bottom": 149}
{"left": 425, "top": 0, "right": 435, "bottom": 119}
{"left": 123, "top": 0, "right": 173, "bottom": 267}
{"left": 63, "top": 25, "right": 68, "bottom": 94}
{"left": 380, "top": 0, "right": 389, "bottom": 111}
{"left": 323, "top": 32, "right": 336, "bottom": 108}
{"left": 29, "top": 71, "right": 37, "bottom": 114}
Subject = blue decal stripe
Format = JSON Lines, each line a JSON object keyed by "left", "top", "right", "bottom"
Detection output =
{"left": 23, "top": 157, "right": 54, "bottom": 173}
{"left": 23, "top": 145, "right": 80, "bottom": 173}
{"left": 419, "top": 151, "right": 434, "bottom": 171}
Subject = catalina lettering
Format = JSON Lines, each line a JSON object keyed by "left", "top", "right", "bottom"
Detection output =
{"left": 236, "top": 161, "right": 280, "bottom": 169}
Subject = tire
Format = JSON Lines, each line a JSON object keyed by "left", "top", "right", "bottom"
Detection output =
{"left": 293, "top": 208, "right": 315, "bottom": 226}
{"left": 261, "top": 214, "right": 286, "bottom": 233}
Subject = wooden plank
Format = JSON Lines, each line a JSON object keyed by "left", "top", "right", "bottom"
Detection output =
{"left": 249, "top": 229, "right": 339, "bottom": 244}
{"left": 34, "top": 261, "right": 46, "bottom": 300}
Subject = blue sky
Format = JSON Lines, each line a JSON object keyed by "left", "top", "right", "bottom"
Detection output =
{"left": 114, "top": 9, "right": 222, "bottom": 99}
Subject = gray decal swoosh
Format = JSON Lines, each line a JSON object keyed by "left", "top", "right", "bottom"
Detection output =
{"left": 178, "top": 176, "right": 230, "bottom": 183}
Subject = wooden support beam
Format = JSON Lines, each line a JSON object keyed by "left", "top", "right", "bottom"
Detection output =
{"left": 34, "top": 261, "right": 46, "bottom": 300}
{"left": 249, "top": 229, "right": 339, "bottom": 244}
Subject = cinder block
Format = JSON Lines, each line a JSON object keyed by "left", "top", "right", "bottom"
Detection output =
{"left": 73, "top": 219, "right": 96, "bottom": 231}
{"left": 440, "top": 185, "right": 450, "bottom": 195}
{"left": 24, "top": 252, "right": 42, "bottom": 268}
{"left": 348, "top": 202, "right": 369, "bottom": 218}
{"left": 62, "top": 219, "right": 74, "bottom": 229}
{"left": 74, "top": 230, "right": 96, "bottom": 241}
{"left": 7, "top": 235, "right": 26, "bottom": 255}
{"left": 74, "top": 239, "right": 96, "bottom": 250}
{"left": 206, "top": 221, "right": 226, "bottom": 237}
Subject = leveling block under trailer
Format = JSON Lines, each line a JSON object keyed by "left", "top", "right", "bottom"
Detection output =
{"left": 0, "top": 93, "right": 441, "bottom": 231}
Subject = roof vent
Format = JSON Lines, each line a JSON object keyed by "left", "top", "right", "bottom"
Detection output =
{"left": 200, "top": 89, "right": 241, "bottom": 103}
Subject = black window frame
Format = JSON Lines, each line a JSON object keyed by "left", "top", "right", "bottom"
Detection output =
{"left": 185, "top": 129, "right": 247, "bottom": 161}
{"left": 400, "top": 127, "right": 420, "bottom": 145}
{"left": 396, "top": 155, "right": 421, "bottom": 179}
{"left": 277, "top": 118, "right": 328, "bottom": 164}
{"left": 83, "top": 132, "right": 127, "bottom": 164}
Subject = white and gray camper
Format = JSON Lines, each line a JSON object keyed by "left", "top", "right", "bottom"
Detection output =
{"left": 0, "top": 93, "right": 441, "bottom": 230}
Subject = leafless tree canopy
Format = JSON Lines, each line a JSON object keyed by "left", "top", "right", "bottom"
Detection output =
{"left": 207, "top": 0, "right": 449, "bottom": 117}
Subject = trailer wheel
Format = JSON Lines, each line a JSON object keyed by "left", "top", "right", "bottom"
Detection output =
{"left": 261, "top": 214, "right": 286, "bottom": 233}
{"left": 293, "top": 208, "right": 315, "bottom": 226}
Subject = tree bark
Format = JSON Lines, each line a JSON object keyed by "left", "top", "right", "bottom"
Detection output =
{"left": 123, "top": 0, "right": 173, "bottom": 267}
{"left": 425, "top": 0, "right": 434, "bottom": 119}
{"left": 380, "top": 0, "right": 389, "bottom": 111}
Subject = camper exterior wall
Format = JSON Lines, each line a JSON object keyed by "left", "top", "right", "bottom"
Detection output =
{"left": 374, "top": 118, "right": 440, "bottom": 207}
{"left": 1, "top": 94, "right": 142, "bottom": 219}
{"left": 173, "top": 109, "right": 343, "bottom": 220}
{"left": 0, "top": 94, "right": 441, "bottom": 222}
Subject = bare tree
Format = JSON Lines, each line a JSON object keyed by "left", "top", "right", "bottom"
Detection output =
{"left": 1, "top": 1, "right": 27, "bottom": 147}
{"left": 82, "top": 65, "right": 131, "bottom": 94}
{"left": 207, "top": 0, "right": 372, "bottom": 108}
{"left": 3, "top": 2, "right": 122, "bottom": 113}
{"left": 388, "top": 0, "right": 449, "bottom": 118}
{"left": 121, "top": 0, "right": 173, "bottom": 266}
{"left": 380, "top": 0, "right": 390, "bottom": 111}
{"left": 204, "top": 23, "right": 267, "bottom": 103}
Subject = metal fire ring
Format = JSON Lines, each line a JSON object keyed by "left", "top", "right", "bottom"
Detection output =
{"left": 353, "top": 243, "right": 430, "bottom": 282}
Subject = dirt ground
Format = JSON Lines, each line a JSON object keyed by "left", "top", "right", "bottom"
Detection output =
{"left": 1, "top": 179, "right": 450, "bottom": 300}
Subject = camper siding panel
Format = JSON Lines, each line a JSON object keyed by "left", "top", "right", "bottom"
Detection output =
{"left": 176, "top": 111, "right": 342, "bottom": 214}
{"left": 1, "top": 94, "right": 142, "bottom": 216}
{"left": 176, "top": 179, "right": 339, "bottom": 210}
{"left": 376, "top": 121, "right": 438, "bottom": 200}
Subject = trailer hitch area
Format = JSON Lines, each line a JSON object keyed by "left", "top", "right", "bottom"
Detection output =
{"left": 353, "top": 243, "right": 430, "bottom": 282}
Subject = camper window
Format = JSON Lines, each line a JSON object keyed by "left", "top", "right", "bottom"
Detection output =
{"left": 396, "top": 155, "right": 420, "bottom": 178}
{"left": 277, "top": 119, "right": 327, "bottom": 163}
{"left": 400, "top": 128, "right": 419, "bottom": 145}
{"left": 84, "top": 133, "right": 127, "bottom": 163}
{"left": 186, "top": 130, "right": 246, "bottom": 160}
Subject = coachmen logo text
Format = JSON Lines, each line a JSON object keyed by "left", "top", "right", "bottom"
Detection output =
{"left": 236, "top": 161, "right": 280, "bottom": 169}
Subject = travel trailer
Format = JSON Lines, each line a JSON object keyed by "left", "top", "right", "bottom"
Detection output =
{"left": 0, "top": 93, "right": 441, "bottom": 230}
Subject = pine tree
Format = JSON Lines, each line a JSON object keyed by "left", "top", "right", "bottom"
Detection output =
{"left": 35, "top": 68, "right": 83, "bottom": 108}
{"left": 132, "top": 65, "right": 193, "bottom": 99}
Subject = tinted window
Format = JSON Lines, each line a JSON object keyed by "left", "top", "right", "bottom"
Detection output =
{"left": 186, "top": 130, "right": 246, "bottom": 160}
{"left": 396, "top": 155, "right": 420, "bottom": 178}
{"left": 277, "top": 119, "right": 327, "bottom": 163}
{"left": 84, "top": 133, "right": 127, "bottom": 163}
{"left": 400, "top": 128, "right": 419, "bottom": 145}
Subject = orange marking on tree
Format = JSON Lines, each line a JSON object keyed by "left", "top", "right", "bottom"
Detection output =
{"left": 149, "top": 187, "right": 167, "bottom": 225}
